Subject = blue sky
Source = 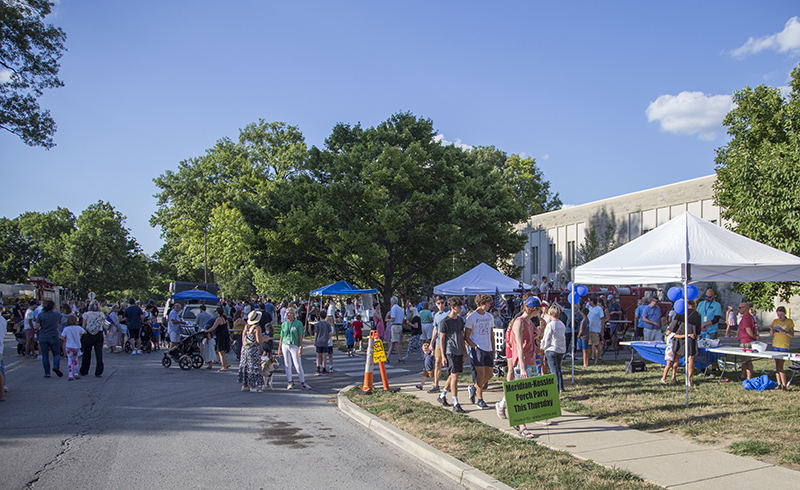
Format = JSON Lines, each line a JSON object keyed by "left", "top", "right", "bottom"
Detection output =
{"left": 2, "top": 1, "right": 799, "bottom": 256}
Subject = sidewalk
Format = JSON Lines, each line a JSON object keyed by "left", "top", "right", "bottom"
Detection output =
{"left": 345, "top": 370, "right": 800, "bottom": 490}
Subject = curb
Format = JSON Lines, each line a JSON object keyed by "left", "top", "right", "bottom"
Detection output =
{"left": 337, "top": 385, "right": 514, "bottom": 490}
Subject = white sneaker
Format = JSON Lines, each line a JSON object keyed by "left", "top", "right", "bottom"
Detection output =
{"left": 496, "top": 401, "right": 507, "bottom": 419}
{"left": 301, "top": 383, "right": 311, "bottom": 390}
{"left": 286, "top": 383, "right": 293, "bottom": 390}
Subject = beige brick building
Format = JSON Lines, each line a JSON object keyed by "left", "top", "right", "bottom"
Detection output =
{"left": 514, "top": 175, "right": 722, "bottom": 288}
{"left": 513, "top": 174, "right": 799, "bottom": 324}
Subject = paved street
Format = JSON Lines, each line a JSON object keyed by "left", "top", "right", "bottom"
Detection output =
{"left": 0, "top": 335, "right": 459, "bottom": 490}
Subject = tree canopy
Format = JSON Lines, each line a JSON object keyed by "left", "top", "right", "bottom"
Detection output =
{"left": 0, "top": 202, "right": 149, "bottom": 298}
{"left": 0, "top": 0, "right": 66, "bottom": 148}
{"left": 151, "top": 120, "right": 307, "bottom": 297}
{"left": 713, "top": 63, "right": 800, "bottom": 309}
{"left": 151, "top": 113, "right": 561, "bottom": 303}
{"left": 250, "top": 113, "right": 560, "bottom": 308}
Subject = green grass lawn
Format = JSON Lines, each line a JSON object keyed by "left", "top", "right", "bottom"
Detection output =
{"left": 345, "top": 388, "right": 662, "bottom": 490}
{"left": 558, "top": 357, "right": 800, "bottom": 469}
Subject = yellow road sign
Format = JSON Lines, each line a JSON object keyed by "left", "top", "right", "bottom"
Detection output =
{"left": 373, "top": 339, "right": 387, "bottom": 363}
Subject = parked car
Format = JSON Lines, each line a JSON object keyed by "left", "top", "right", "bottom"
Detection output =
{"left": 180, "top": 303, "right": 220, "bottom": 328}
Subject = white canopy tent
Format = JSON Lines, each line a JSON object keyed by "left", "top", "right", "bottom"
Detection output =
{"left": 573, "top": 212, "right": 800, "bottom": 406}
{"left": 434, "top": 262, "right": 532, "bottom": 296}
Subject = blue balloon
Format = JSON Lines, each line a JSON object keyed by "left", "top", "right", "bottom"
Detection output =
{"left": 687, "top": 284, "right": 699, "bottom": 301}
{"left": 567, "top": 281, "right": 574, "bottom": 292}
{"left": 576, "top": 285, "right": 589, "bottom": 297}
{"left": 568, "top": 292, "right": 581, "bottom": 304}
{"left": 674, "top": 298, "right": 686, "bottom": 315}
{"left": 667, "top": 286, "right": 683, "bottom": 302}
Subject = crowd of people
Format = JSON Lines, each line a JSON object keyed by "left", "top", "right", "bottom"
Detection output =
{"left": 1, "top": 286, "right": 794, "bottom": 407}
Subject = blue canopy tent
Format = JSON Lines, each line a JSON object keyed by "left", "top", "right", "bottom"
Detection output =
{"left": 171, "top": 290, "right": 220, "bottom": 302}
{"left": 309, "top": 281, "right": 377, "bottom": 296}
{"left": 307, "top": 281, "right": 378, "bottom": 336}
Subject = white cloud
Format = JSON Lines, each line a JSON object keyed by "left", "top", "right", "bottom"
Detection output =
{"left": 732, "top": 16, "right": 800, "bottom": 58}
{"left": 433, "top": 133, "right": 474, "bottom": 151}
{"left": 646, "top": 91, "right": 734, "bottom": 141}
{"left": 540, "top": 154, "right": 549, "bottom": 161}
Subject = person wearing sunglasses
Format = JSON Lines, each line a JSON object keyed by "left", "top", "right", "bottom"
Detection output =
{"left": 697, "top": 289, "right": 722, "bottom": 340}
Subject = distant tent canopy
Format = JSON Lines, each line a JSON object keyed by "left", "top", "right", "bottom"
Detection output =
{"left": 573, "top": 212, "right": 800, "bottom": 285}
{"left": 573, "top": 211, "right": 800, "bottom": 408}
{"left": 170, "top": 290, "right": 220, "bottom": 302}
{"left": 309, "top": 281, "right": 378, "bottom": 297}
{"left": 434, "top": 263, "right": 532, "bottom": 296}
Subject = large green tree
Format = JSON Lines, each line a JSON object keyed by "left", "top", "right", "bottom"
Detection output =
{"left": 63, "top": 201, "right": 148, "bottom": 297}
{"left": 713, "top": 63, "right": 800, "bottom": 310}
{"left": 0, "top": 0, "right": 66, "bottom": 148}
{"left": 151, "top": 120, "right": 307, "bottom": 295}
{"left": 253, "top": 112, "right": 559, "bottom": 311}
{"left": 0, "top": 217, "right": 31, "bottom": 282}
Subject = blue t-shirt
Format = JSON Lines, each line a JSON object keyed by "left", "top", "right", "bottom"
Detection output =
{"left": 345, "top": 327, "right": 354, "bottom": 345}
{"left": 642, "top": 304, "right": 662, "bottom": 330}
{"left": 696, "top": 300, "right": 722, "bottom": 334}
{"left": 124, "top": 305, "right": 143, "bottom": 330}
{"left": 635, "top": 304, "right": 647, "bottom": 330}
{"left": 423, "top": 352, "right": 435, "bottom": 371}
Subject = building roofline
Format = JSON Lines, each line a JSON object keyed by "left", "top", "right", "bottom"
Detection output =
{"left": 533, "top": 174, "right": 716, "bottom": 220}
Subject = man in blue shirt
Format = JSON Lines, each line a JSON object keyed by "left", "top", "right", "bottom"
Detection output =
{"left": 697, "top": 288, "right": 722, "bottom": 339}
{"left": 641, "top": 297, "right": 662, "bottom": 342}
{"left": 124, "top": 299, "right": 144, "bottom": 355}
{"left": 634, "top": 298, "right": 647, "bottom": 340}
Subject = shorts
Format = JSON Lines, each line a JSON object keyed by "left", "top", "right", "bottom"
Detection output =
{"left": 316, "top": 346, "right": 327, "bottom": 354}
{"left": 470, "top": 347, "right": 493, "bottom": 367}
{"left": 24, "top": 328, "right": 35, "bottom": 339}
{"left": 354, "top": 335, "right": 362, "bottom": 342}
{"left": 347, "top": 343, "right": 354, "bottom": 350}
{"left": 588, "top": 332, "right": 601, "bottom": 346}
{"left": 445, "top": 353, "right": 464, "bottom": 374}
{"left": 128, "top": 328, "right": 140, "bottom": 340}
{"left": 771, "top": 347, "right": 789, "bottom": 352}
{"left": 423, "top": 369, "right": 434, "bottom": 378}
{"left": 513, "top": 365, "right": 536, "bottom": 379}
{"left": 169, "top": 330, "right": 180, "bottom": 343}
{"left": 327, "top": 346, "right": 334, "bottom": 354}
{"left": 576, "top": 338, "right": 589, "bottom": 350}
{"left": 391, "top": 324, "right": 403, "bottom": 342}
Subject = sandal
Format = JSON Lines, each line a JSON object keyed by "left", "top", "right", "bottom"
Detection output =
{"left": 518, "top": 427, "right": 537, "bottom": 439}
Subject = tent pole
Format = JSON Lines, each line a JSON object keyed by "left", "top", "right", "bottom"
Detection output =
{"left": 570, "top": 272, "right": 575, "bottom": 384}
{"left": 684, "top": 279, "right": 689, "bottom": 408}
{"left": 684, "top": 213, "right": 691, "bottom": 408}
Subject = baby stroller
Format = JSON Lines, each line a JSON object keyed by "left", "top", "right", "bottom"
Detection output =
{"left": 140, "top": 321, "right": 153, "bottom": 354}
{"left": 15, "top": 331, "right": 26, "bottom": 356}
{"left": 162, "top": 331, "right": 205, "bottom": 370}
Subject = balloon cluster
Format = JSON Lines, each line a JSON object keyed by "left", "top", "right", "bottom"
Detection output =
{"left": 567, "top": 282, "right": 589, "bottom": 304}
{"left": 666, "top": 285, "right": 699, "bottom": 314}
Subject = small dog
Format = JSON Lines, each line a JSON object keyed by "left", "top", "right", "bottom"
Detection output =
{"left": 261, "top": 355, "right": 279, "bottom": 391}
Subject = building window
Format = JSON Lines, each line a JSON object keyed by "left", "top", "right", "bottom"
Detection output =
{"left": 531, "top": 246, "right": 539, "bottom": 278}
{"left": 548, "top": 244, "right": 556, "bottom": 274}
{"left": 567, "top": 241, "right": 575, "bottom": 270}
